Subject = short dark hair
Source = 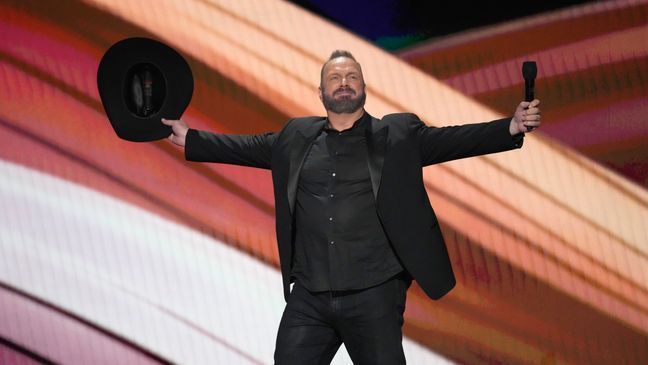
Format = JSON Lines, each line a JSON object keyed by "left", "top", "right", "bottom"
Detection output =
{"left": 320, "top": 50, "right": 363, "bottom": 85}
{"left": 328, "top": 50, "right": 357, "bottom": 62}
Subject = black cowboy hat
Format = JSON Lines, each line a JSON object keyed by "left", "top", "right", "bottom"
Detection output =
{"left": 97, "top": 37, "right": 193, "bottom": 142}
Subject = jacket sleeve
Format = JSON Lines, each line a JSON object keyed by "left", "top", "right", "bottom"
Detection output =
{"left": 184, "top": 129, "right": 276, "bottom": 169}
{"left": 413, "top": 115, "right": 524, "bottom": 166}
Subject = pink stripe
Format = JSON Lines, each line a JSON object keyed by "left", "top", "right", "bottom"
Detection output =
{"left": 0, "top": 285, "right": 164, "bottom": 364}
{"left": 443, "top": 25, "right": 648, "bottom": 95}
{"left": 540, "top": 97, "right": 648, "bottom": 149}
{"left": 0, "top": 17, "right": 101, "bottom": 100}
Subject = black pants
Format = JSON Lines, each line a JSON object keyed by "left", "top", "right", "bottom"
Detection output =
{"left": 274, "top": 274, "right": 410, "bottom": 365}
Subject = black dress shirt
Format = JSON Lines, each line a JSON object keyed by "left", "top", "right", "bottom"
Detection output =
{"left": 291, "top": 112, "right": 404, "bottom": 292}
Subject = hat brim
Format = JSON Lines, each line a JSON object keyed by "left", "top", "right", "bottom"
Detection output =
{"left": 97, "top": 37, "right": 193, "bottom": 142}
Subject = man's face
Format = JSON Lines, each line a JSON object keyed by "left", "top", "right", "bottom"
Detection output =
{"left": 319, "top": 57, "right": 366, "bottom": 114}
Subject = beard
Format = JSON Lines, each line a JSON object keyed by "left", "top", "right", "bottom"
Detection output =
{"left": 321, "top": 86, "right": 366, "bottom": 114}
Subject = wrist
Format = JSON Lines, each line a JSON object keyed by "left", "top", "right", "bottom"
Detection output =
{"left": 509, "top": 117, "right": 519, "bottom": 136}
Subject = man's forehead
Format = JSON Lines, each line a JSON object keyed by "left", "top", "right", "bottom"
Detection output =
{"left": 324, "top": 57, "right": 362, "bottom": 74}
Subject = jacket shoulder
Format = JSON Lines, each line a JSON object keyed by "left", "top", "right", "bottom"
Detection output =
{"left": 380, "top": 113, "right": 424, "bottom": 133}
{"left": 284, "top": 116, "right": 326, "bottom": 129}
{"left": 382, "top": 112, "right": 419, "bottom": 120}
{"left": 381, "top": 112, "right": 421, "bottom": 125}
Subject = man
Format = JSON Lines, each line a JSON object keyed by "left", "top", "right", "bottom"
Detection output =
{"left": 162, "top": 50, "right": 541, "bottom": 364}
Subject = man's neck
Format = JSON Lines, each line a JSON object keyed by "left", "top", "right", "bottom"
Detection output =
{"left": 326, "top": 108, "right": 365, "bottom": 131}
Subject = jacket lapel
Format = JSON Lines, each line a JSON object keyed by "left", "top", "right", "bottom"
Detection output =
{"left": 287, "top": 119, "right": 326, "bottom": 215}
{"left": 365, "top": 117, "right": 388, "bottom": 200}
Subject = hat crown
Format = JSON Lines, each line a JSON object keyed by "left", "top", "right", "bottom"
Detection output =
{"left": 124, "top": 63, "right": 167, "bottom": 118}
{"left": 97, "top": 37, "right": 193, "bottom": 142}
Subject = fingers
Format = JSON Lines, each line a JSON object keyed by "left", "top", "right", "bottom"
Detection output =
{"left": 161, "top": 118, "right": 185, "bottom": 126}
{"left": 161, "top": 118, "right": 189, "bottom": 130}
{"left": 162, "top": 118, "right": 188, "bottom": 146}
{"left": 513, "top": 99, "right": 541, "bottom": 132}
{"left": 520, "top": 101, "right": 541, "bottom": 121}
{"left": 525, "top": 106, "right": 540, "bottom": 115}
{"left": 162, "top": 119, "right": 176, "bottom": 140}
{"left": 523, "top": 108, "right": 541, "bottom": 118}
{"left": 522, "top": 113, "right": 541, "bottom": 123}
{"left": 524, "top": 118, "right": 541, "bottom": 126}
{"left": 163, "top": 118, "right": 178, "bottom": 144}
{"left": 519, "top": 99, "right": 540, "bottom": 109}
{"left": 522, "top": 112, "right": 541, "bottom": 131}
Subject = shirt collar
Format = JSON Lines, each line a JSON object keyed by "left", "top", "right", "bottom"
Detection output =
{"left": 324, "top": 111, "right": 369, "bottom": 133}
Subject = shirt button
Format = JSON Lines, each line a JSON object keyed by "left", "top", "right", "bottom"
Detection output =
{"left": 331, "top": 172, "right": 336, "bottom": 177}
{"left": 329, "top": 217, "right": 333, "bottom": 221}
{"left": 330, "top": 194, "right": 334, "bottom": 198}
{"left": 330, "top": 240, "right": 335, "bottom": 245}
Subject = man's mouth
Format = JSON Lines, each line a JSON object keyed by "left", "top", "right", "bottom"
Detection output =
{"left": 335, "top": 89, "right": 354, "bottom": 96}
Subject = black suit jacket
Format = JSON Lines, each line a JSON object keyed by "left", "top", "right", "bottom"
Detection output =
{"left": 185, "top": 113, "right": 523, "bottom": 301}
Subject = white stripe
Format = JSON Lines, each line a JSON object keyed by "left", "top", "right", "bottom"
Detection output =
{"left": 0, "top": 159, "right": 454, "bottom": 364}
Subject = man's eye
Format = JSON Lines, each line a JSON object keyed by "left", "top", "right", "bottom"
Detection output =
{"left": 330, "top": 75, "right": 339, "bottom": 80}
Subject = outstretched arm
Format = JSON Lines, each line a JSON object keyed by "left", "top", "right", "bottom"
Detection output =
{"left": 417, "top": 99, "right": 541, "bottom": 166}
{"left": 162, "top": 118, "right": 275, "bottom": 169}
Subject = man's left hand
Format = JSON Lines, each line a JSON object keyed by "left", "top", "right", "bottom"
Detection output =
{"left": 510, "top": 99, "right": 541, "bottom": 135}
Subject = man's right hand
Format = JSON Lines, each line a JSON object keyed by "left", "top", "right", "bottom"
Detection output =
{"left": 161, "top": 118, "right": 189, "bottom": 147}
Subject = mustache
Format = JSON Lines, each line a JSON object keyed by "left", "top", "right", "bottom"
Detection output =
{"left": 334, "top": 87, "right": 356, "bottom": 96}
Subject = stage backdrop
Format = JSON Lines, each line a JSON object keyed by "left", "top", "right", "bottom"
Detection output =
{"left": 1, "top": 0, "right": 646, "bottom": 364}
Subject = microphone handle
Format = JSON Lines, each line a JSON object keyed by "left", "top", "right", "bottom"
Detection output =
{"left": 524, "top": 79, "right": 535, "bottom": 131}
{"left": 525, "top": 79, "right": 535, "bottom": 102}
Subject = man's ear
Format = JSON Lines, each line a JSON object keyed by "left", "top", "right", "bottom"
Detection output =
{"left": 318, "top": 86, "right": 323, "bottom": 101}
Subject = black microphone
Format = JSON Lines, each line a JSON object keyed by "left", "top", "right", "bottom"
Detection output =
{"left": 143, "top": 68, "right": 153, "bottom": 117}
{"left": 522, "top": 61, "right": 537, "bottom": 131}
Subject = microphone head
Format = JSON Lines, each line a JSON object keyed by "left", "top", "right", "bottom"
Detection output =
{"left": 522, "top": 61, "right": 537, "bottom": 80}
